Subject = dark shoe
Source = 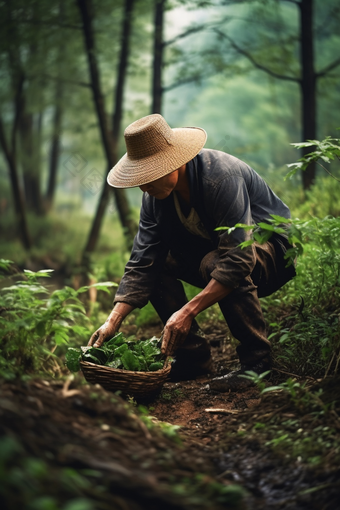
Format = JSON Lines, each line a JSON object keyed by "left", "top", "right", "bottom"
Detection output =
{"left": 169, "top": 330, "right": 213, "bottom": 382}
{"left": 169, "top": 356, "right": 213, "bottom": 382}
{"left": 209, "top": 358, "right": 271, "bottom": 392}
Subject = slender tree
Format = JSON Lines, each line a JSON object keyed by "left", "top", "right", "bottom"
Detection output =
{"left": 19, "top": 105, "right": 44, "bottom": 215}
{"left": 214, "top": 0, "right": 340, "bottom": 189}
{"left": 152, "top": 0, "right": 166, "bottom": 114}
{"left": 46, "top": 79, "right": 63, "bottom": 211}
{"left": 46, "top": 0, "right": 65, "bottom": 211}
{"left": 77, "top": 0, "right": 137, "bottom": 265}
{"left": 151, "top": 0, "right": 214, "bottom": 114}
{"left": 0, "top": 74, "right": 31, "bottom": 250}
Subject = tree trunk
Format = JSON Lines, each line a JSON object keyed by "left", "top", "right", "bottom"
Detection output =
{"left": 299, "top": 0, "right": 316, "bottom": 190}
{"left": 20, "top": 111, "right": 44, "bottom": 215}
{"left": 0, "top": 118, "right": 31, "bottom": 250}
{"left": 112, "top": 0, "right": 134, "bottom": 142}
{"left": 45, "top": 0, "right": 65, "bottom": 212}
{"left": 152, "top": 0, "right": 166, "bottom": 114}
{"left": 46, "top": 79, "right": 63, "bottom": 211}
{"left": 77, "top": 0, "right": 136, "bottom": 257}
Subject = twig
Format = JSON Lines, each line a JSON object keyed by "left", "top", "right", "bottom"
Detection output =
{"left": 255, "top": 404, "right": 290, "bottom": 421}
{"left": 213, "top": 28, "right": 299, "bottom": 83}
{"left": 334, "top": 348, "right": 340, "bottom": 374}
{"left": 205, "top": 408, "right": 241, "bottom": 414}
{"left": 273, "top": 368, "right": 316, "bottom": 381}
{"left": 324, "top": 351, "right": 335, "bottom": 378}
{"left": 316, "top": 161, "right": 340, "bottom": 183}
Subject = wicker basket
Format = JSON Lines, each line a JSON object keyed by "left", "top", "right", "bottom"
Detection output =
{"left": 80, "top": 358, "right": 172, "bottom": 397}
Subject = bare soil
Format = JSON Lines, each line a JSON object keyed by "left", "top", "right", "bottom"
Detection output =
{"left": 1, "top": 320, "right": 340, "bottom": 510}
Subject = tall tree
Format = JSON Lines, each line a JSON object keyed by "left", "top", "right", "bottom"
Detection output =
{"left": 152, "top": 0, "right": 166, "bottom": 114}
{"left": 77, "top": 0, "right": 137, "bottom": 263}
{"left": 151, "top": 0, "right": 212, "bottom": 115}
{"left": 0, "top": 1, "right": 33, "bottom": 248}
{"left": 45, "top": 0, "right": 65, "bottom": 212}
{"left": 213, "top": 0, "right": 340, "bottom": 189}
{"left": 0, "top": 74, "right": 31, "bottom": 250}
{"left": 19, "top": 105, "right": 44, "bottom": 215}
{"left": 46, "top": 79, "right": 63, "bottom": 211}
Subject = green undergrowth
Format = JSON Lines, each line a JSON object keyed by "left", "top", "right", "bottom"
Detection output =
{"left": 258, "top": 215, "right": 340, "bottom": 377}
{"left": 0, "top": 208, "right": 128, "bottom": 270}
{"left": 223, "top": 374, "right": 340, "bottom": 468}
{"left": 0, "top": 260, "right": 116, "bottom": 380}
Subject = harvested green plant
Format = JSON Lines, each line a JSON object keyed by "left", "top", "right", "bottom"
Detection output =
{"left": 66, "top": 332, "right": 166, "bottom": 373}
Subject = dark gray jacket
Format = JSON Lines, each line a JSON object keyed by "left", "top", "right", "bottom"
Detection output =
{"left": 114, "top": 149, "right": 292, "bottom": 308}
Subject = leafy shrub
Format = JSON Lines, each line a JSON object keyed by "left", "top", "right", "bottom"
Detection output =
{"left": 255, "top": 215, "right": 340, "bottom": 377}
{"left": 0, "top": 260, "right": 116, "bottom": 379}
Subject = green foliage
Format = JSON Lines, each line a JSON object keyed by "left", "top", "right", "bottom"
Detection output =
{"left": 258, "top": 215, "right": 340, "bottom": 377}
{"left": 67, "top": 333, "right": 166, "bottom": 373}
{"left": 295, "top": 176, "right": 340, "bottom": 218}
{"left": 217, "top": 149, "right": 340, "bottom": 376}
{"left": 0, "top": 435, "right": 98, "bottom": 510}
{"left": 138, "top": 405, "right": 182, "bottom": 444}
{"left": 240, "top": 370, "right": 271, "bottom": 393}
{"left": 0, "top": 260, "right": 116, "bottom": 379}
{"left": 286, "top": 133, "right": 340, "bottom": 179}
{"left": 263, "top": 422, "right": 340, "bottom": 466}
{"left": 218, "top": 221, "right": 339, "bottom": 377}
{"left": 135, "top": 301, "right": 159, "bottom": 327}
{"left": 245, "top": 372, "right": 328, "bottom": 414}
{"left": 170, "top": 473, "right": 246, "bottom": 506}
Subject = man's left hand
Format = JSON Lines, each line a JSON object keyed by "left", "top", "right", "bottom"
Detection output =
{"left": 161, "top": 307, "right": 193, "bottom": 356}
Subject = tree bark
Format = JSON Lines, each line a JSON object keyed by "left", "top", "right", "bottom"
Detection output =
{"left": 77, "top": 0, "right": 136, "bottom": 262}
{"left": 152, "top": 0, "right": 166, "bottom": 114}
{"left": 0, "top": 78, "right": 31, "bottom": 250}
{"left": 20, "top": 110, "right": 44, "bottom": 215}
{"left": 112, "top": 0, "right": 134, "bottom": 142}
{"left": 45, "top": 0, "right": 65, "bottom": 212}
{"left": 299, "top": 0, "right": 316, "bottom": 190}
{"left": 46, "top": 79, "right": 63, "bottom": 210}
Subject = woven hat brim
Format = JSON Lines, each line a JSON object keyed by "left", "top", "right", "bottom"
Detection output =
{"left": 107, "top": 127, "right": 207, "bottom": 188}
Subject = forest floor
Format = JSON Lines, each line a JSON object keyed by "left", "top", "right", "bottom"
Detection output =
{"left": 1, "top": 320, "right": 340, "bottom": 510}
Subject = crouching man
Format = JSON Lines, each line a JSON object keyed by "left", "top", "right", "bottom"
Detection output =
{"left": 88, "top": 114, "right": 295, "bottom": 391}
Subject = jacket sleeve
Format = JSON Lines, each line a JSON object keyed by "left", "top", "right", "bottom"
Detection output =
{"left": 208, "top": 173, "right": 257, "bottom": 288}
{"left": 114, "top": 195, "right": 168, "bottom": 308}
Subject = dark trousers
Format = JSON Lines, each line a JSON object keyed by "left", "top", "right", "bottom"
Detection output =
{"left": 150, "top": 236, "right": 295, "bottom": 367}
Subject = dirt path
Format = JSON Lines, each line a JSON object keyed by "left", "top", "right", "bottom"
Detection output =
{"left": 1, "top": 320, "right": 340, "bottom": 510}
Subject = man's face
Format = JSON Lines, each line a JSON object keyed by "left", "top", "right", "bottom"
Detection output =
{"left": 139, "top": 167, "right": 181, "bottom": 200}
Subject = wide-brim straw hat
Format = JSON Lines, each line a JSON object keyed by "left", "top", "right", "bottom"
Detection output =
{"left": 107, "top": 114, "right": 207, "bottom": 188}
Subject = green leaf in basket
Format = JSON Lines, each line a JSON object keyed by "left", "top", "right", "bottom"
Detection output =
{"left": 106, "top": 332, "right": 126, "bottom": 348}
{"left": 137, "top": 356, "right": 148, "bottom": 371}
{"left": 107, "top": 358, "right": 123, "bottom": 369}
{"left": 148, "top": 362, "right": 164, "bottom": 371}
{"left": 128, "top": 340, "right": 143, "bottom": 355}
{"left": 121, "top": 350, "right": 141, "bottom": 371}
{"left": 65, "top": 347, "right": 81, "bottom": 372}
{"left": 114, "top": 343, "right": 129, "bottom": 357}
{"left": 82, "top": 347, "right": 108, "bottom": 365}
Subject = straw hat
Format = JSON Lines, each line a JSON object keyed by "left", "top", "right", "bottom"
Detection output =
{"left": 107, "top": 114, "right": 207, "bottom": 188}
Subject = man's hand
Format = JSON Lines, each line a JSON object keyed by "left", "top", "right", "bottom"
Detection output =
{"left": 88, "top": 302, "right": 134, "bottom": 348}
{"left": 161, "top": 307, "right": 193, "bottom": 356}
{"left": 88, "top": 311, "right": 123, "bottom": 347}
{"left": 161, "top": 278, "right": 233, "bottom": 356}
